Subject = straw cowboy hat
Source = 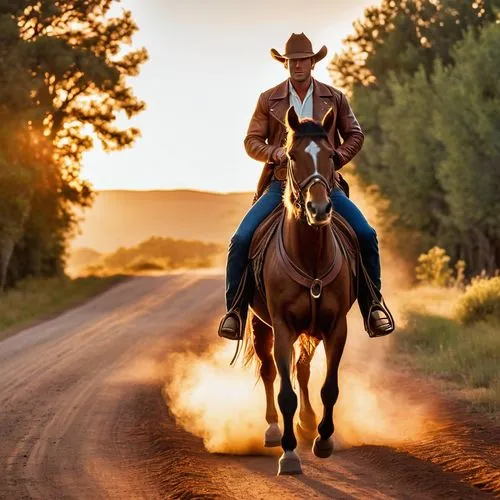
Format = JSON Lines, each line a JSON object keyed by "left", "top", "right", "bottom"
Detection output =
{"left": 270, "top": 33, "right": 328, "bottom": 63}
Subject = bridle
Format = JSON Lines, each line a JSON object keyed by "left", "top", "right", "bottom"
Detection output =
{"left": 286, "top": 132, "right": 334, "bottom": 216}
{"left": 277, "top": 131, "right": 343, "bottom": 332}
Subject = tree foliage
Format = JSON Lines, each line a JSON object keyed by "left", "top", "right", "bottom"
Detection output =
{"left": 433, "top": 24, "right": 500, "bottom": 273}
{"left": 0, "top": 1, "right": 147, "bottom": 287}
{"left": 330, "top": 0, "right": 500, "bottom": 275}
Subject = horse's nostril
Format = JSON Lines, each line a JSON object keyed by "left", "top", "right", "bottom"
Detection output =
{"left": 325, "top": 201, "right": 332, "bottom": 214}
{"left": 306, "top": 201, "right": 317, "bottom": 215}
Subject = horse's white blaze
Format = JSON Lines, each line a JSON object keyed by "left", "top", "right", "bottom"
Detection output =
{"left": 305, "top": 140, "right": 321, "bottom": 173}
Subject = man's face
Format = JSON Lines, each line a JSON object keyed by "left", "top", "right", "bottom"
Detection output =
{"left": 286, "top": 57, "right": 314, "bottom": 83}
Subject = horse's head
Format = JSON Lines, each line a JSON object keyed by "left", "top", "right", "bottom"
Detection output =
{"left": 284, "top": 106, "right": 336, "bottom": 227}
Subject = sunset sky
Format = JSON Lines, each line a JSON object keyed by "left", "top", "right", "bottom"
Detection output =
{"left": 81, "top": 0, "right": 376, "bottom": 193}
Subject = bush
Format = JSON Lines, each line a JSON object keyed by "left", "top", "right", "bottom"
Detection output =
{"left": 415, "top": 246, "right": 466, "bottom": 288}
{"left": 125, "top": 258, "right": 167, "bottom": 272}
{"left": 455, "top": 276, "right": 500, "bottom": 324}
{"left": 416, "top": 246, "right": 452, "bottom": 286}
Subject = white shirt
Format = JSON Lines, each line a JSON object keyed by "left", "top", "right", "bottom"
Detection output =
{"left": 289, "top": 80, "right": 314, "bottom": 120}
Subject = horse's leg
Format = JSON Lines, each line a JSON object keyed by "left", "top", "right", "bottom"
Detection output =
{"left": 274, "top": 321, "right": 301, "bottom": 475}
{"left": 252, "top": 315, "right": 281, "bottom": 447}
{"left": 296, "top": 337, "right": 320, "bottom": 442}
{"left": 313, "top": 316, "right": 347, "bottom": 459}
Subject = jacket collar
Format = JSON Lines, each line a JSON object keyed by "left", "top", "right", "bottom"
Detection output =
{"left": 269, "top": 78, "right": 335, "bottom": 126}
{"left": 269, "top": 78, "right": 333, "bottom": 101}
{"left": 269, "top": 79, "right": 289, "bottom": 101}
{"left": 313, "top": 79, "right": 334, "bottom": 97}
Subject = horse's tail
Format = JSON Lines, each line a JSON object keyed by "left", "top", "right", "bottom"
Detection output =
{"left": 298, "top": 333, "right": 318, "bottom": 358}
{"left": 243, "top": 310, "right": 256, "bottom": 368}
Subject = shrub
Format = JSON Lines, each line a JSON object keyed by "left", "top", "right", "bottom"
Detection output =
{"left": 416, "top": 246, "right": 452, "bottom": 286}
{"left": 455, "top": 276, "right": 500, "bottom": 324}
{"left": 415, "top": 246, "right": 466, "bottom": 288}
{"left": 126, "top": 258, "right": 167, "bottom": 272}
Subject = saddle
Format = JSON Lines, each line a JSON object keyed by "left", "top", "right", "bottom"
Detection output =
{"left": 249, "top": 205, "right": 358, "bottom": 303}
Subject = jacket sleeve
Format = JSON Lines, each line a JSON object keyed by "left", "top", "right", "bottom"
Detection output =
{"left": 334, "top": 92, "right": 364, "bottom": 169}
{"left": 244, "top": 93, "right": 280, "bottom": 163}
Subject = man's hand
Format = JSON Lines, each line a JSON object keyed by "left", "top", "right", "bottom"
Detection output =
{"left": 272, "top": 147, "right": 286, "bottom": 163}
{"left": 332, "top": 151, "right": 341, "bottom": 181}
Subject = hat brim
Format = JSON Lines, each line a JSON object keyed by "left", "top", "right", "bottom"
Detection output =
{"left": 270, "top": 45, "right": 328, "bottom": 64}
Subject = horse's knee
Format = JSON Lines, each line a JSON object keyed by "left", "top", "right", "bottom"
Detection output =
{"left": 320, "top": 379, "right": 339, "bottom": 406}
{"left": 278, "top": 389, "right": 298, "bottom": 414}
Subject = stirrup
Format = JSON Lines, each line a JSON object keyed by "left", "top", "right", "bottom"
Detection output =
{"left": 218, "top": 310, "right": 243, "bottom": 341}
{"left": 365, "top": 300, "right": 395, "bottom": 338}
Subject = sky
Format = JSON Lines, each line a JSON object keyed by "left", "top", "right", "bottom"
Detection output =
{"left": 81, "top": 0, "right": 377, "bottom": 193}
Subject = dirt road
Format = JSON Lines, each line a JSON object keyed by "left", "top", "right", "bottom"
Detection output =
{"left": 0, "top": 273, "right": 498, "bottom": 499}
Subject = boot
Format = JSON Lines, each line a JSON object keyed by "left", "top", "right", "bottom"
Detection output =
{"left": 218, "top": 311, "right": 242, "bottom": 341}
{"left": 367, "top": 304, "right": 395, "bottom": 337}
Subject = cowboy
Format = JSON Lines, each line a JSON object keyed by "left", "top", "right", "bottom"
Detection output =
{"left": 219, "top": 33, "right": 394, "bottom": 340}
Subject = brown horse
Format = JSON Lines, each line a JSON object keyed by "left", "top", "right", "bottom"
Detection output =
{"left": 246, "top": 106, "right": 355, "bottom": 475}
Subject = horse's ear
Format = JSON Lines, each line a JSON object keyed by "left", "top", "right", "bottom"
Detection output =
{"left": 322, "top": 107, "right": 335, "bottom": 132}
{"left": 285, "top": 106, "right": 300, "bottom": 131}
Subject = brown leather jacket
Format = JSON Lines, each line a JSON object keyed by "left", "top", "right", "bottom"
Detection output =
{"left": 245, "top": 78, "right": 364, "bottom": 196}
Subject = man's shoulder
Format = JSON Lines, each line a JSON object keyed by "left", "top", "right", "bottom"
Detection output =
{"left": 259, "top": 80, "right": 289, "bottom": 100}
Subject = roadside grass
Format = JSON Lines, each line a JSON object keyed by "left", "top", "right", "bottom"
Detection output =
{"left": 0, "top": 275, "right": 126, "bottom": 341}
{"left": 396, "top": 286, "right": 500, "bottom": 417}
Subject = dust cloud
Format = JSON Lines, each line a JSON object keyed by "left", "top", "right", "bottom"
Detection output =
{"left": 163, "top": 265, "right": 433, "bottom": 455}
{"left": 164, "top": 343, "right": 279, "bottom": 455}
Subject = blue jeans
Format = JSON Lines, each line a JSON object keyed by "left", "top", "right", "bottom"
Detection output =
{"left": 225, "top": 180, "right": 381, "bottom": 318}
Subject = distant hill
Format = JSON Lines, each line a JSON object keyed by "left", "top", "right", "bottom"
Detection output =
{"left": 74, "top": 236, "right": 225, "bottom": 275}
{"left": 70, "top": 190, "right": 254, "bottom": 253}
{"left": 67, "top": 247, "right": 102, "bottom": 270}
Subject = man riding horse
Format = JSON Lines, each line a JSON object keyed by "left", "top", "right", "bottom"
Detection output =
{"left": 219, "top": 33, "right": 394, "bottom": 340}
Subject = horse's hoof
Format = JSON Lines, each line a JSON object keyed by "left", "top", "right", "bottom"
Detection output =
{"left": 312, "top": 436, "right": 334, "bottom": 458}
{"left": 264, "top": 423, "right": 282, "bottom": 448}
{"left": 278, "top": 450, "right": 302, "bottom": 475}
{"left": 296, "top": 421, "right": 316, "bottom": 443}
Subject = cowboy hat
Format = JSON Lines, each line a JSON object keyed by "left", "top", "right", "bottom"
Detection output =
{"left": 271, "top": 33, "right": 327, "bottom": 63}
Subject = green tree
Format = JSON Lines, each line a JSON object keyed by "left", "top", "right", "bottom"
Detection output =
{"left": 331, "top": 0, "right": 498, "bottom": 93}
{"left": 0, "top": 16, "right": 45, "bottom": 287}
{"left": 330, "top": 0, "right": 500, "bottom": 272}
{"left": 378, "top": 69, "right": 445, "bottom": 243}
{"left": 432, "top": 24, "right": 500, "bottom": 273}
{"left": 0, "top": 1, "right": 147, "bottom": 285}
